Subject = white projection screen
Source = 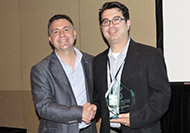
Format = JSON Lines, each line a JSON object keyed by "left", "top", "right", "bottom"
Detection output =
{"left": 163, "top": 1, "right": 190, "bottom": 82}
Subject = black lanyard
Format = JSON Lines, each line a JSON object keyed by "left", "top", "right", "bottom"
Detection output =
{"left": 107, "top": 58, "right": 125, "bottom": 83}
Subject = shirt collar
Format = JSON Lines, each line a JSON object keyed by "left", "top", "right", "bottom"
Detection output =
{"left": 108, "top": 38, "right": 131, "bottom": 59}
{"left": 55, "top": 47, "right": 83, "bottom": 68}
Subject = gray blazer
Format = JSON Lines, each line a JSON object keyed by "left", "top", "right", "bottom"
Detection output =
{"left": 31, "top": 51, "right": 97, "bottom": 133}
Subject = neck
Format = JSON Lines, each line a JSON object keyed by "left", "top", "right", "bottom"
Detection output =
{"left": 110, "top": 38, "right": 129, "bottom": 53}
{"left": 110, "top": 42, "right": 127, "bottom": 53}
{"left": 56, "top": 49, "right": 76, "bottom": 70}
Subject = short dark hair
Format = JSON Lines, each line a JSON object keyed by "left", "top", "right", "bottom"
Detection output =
{"left": 48, "top": 14, "right": 74, "bottom": 36}
{"left": 99, "top": 1, "right": 130, "bottom": 25}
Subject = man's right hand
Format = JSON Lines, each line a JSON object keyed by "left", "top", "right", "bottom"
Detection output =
{"left": 82, "top": 103, "right": 97, "bottom": 124}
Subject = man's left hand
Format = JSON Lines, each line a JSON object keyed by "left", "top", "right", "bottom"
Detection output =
{"left": 110, "top": 113, "right": 130, "bottom": 127}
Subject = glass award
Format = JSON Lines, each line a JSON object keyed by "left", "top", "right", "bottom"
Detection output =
{"left": 105, "top": 79, "right": 135, "bottom": 119}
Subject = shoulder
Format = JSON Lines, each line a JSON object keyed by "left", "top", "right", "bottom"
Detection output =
{"left": 81, "top": 51, "right": 94, "bottom": 63}
{"left": 130, "top": 39, "right": 163, "bottom": 56}
{"left": 94, "top": 49, "right": 109, "bottom": 62}
{"left": 31, "top": 52, "right": 55, "bottom": 71}
{"left": 82, "top": 52, "right": 94, "bottom": 59}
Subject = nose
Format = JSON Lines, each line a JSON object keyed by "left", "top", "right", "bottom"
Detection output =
{"left": 59, "top": 30, "right": 65, "bottom": 37}
{"left": 109, "top": 21, "right": 114, "bottom": 27}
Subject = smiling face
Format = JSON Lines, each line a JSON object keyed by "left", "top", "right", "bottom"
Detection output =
{"left": 101, "top": 8, "right": 130, "bottom": 46}
{"left": 48, "top": 18, "right": 76, "bottom": 53}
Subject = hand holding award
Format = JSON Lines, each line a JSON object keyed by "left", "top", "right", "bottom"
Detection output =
{"left": 105, "top": 79, "right": 135, "bottom": 119}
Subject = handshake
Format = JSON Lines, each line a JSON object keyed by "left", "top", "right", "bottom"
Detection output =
{"left": 82, "top": 103, "right": 97, "bottom": 124}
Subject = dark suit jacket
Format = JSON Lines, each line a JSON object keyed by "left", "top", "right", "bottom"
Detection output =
{"left": 31, "top": 51, "right": 97, "bottom": 133}
{"left": 93, "top": 39, "right": 171, "bottom": 133}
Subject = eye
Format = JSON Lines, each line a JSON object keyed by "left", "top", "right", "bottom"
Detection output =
{"left": 52, "top": 30, "right": 59, "bottom": 35}
{"left": 102, "top": 19, "right": 109, "bottom": 25}
{"left": 64, "top": 28, "right": 69, "bottom": 32}
{"left": 63, "top": 27, "right": 71, "bottom": 32}
{"left": 113, "top": 17, "right": 120, "bottom": 23}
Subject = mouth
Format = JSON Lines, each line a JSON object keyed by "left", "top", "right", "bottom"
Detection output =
{"left": 59, "top": 39, "right": 68, "bottom": 45}
{"left": 108, "top": 28, "right": 117, "bottom": 34}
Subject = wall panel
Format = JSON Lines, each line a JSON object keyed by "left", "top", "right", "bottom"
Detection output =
{"left": 0, "top": 0, "right": 21, "bottom": 90}
{"left": 0, "top": 91, "right": 25, "bottom": 128}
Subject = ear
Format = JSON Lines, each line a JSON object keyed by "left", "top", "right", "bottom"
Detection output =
{"left": 48, "top": 36, "right": 52, "bottom": 43}
{"left": 73, "top": 30, "right": 77, "bottom": 39}
{"left": 126, "top": 20, "right": 131, "bottom": 30}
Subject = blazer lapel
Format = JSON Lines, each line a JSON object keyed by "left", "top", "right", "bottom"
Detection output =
{"left": 121, "top": 40, "right": 139, "bottom": 83}
{"left": 81, "top": 55, "right": 91, "bottom": 102}
{"left": 49, "top": 52, "right": 77, "bottom": 104}
{"left": 101, "top": 50, "right": 109, "bottom": 94}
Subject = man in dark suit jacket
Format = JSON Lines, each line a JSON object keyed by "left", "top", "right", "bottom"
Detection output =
{"left": 93, "top": 2, "right": 171, "bottom": 133}
{"left": 31, "top": 14, "right": 97, "bottom": 133}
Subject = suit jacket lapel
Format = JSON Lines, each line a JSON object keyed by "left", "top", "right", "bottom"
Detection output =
{"left": 121, "top": 39, "right": 139, "bottom": 83}
{"left": 81, "top": 55, "right": 91, "bottom": 102}
{"left": 49, "top": 52, "right": 77, "bottom": 104}
{"left": 101, "top": 50, "right": 109, "bottom": 94}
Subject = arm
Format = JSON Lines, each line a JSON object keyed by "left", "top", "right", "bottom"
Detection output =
{"left": 31, "top": 65, "right": 95, "bottom": 124}
{"left": 130, "top": 49, "right": 171, "bottom": 128}
{"left": 111, "top": 49, "right": 171, "bottom": 128}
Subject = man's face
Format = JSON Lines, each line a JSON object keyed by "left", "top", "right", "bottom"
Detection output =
{"left": 48, "top": 19, "right": 76, "bottom": 52}
{"left": 101, "top": 8, "right": 130, "bottom": 45}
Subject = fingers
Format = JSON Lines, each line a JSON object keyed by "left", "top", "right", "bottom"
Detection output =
{"left": 118, "top": 113, "right": 129, "bottom": 118}
{"left": 110, "top": 113, "right": 130, "bottom": 127}
{"left": 82, "top": 103, "right": 97, "bottom": 124}
{"left": 91, "top": 104, "right": 97, "bottom": 118}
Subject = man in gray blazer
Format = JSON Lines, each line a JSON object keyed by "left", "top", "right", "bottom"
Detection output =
{"left": 31, "top": 14, "right": 97, "bottom": 133}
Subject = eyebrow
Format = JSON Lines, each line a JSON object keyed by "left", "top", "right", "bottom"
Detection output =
{"left": 102, "top": 16, "right": 121, "bottom": 21}
{"left": 51, "top": 26, "right": 72, "bottom": 32}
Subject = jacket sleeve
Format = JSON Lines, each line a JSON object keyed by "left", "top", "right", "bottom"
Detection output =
{"left": 130, "top": 49, "right": 171, "bottom": 128}
{"left": 30, "top": 65, "right": 83, "bottom": 124}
